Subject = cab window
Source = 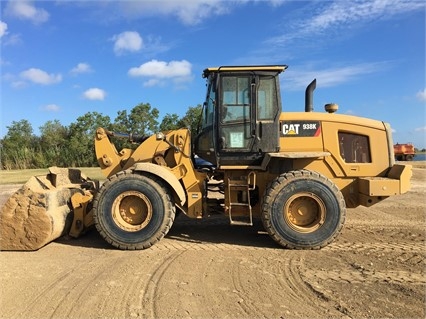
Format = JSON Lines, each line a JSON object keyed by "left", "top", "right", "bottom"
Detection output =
{"left": 339, "top": 132, "right": 371, "bottom": 163}
{"left": 221, "top": 76, "right": 250, "bottom": 123}
{"left": 257, "top": 76, "right": 277, "bottom": 120}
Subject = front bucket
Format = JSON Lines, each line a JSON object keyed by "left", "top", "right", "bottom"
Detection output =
{"left": 0, "top": 167, "right": 93, "bottom": 251}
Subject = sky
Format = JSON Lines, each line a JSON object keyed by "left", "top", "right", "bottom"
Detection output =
{"left": 1, "top": 0, "right": 425, "bottom": 148}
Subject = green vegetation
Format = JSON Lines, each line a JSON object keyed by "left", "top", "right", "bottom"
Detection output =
{"left": 0, "top": 103, "right": 202, "bottom": 170}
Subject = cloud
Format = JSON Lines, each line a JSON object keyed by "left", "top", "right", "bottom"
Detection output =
{"left": 70, "top": 63, "right": 93, "bottom": 75}
{"left": 115, "top": 0, "right": 229, "bottom": 25}
{"left": 11, "top": 81, "right": 27, "bottom": 89}
{"left": 140, "top": 35, "right": 172, "bottom": 57}
{"left": 20, "top": 68, "right": 62, "bottom": 85}
{"left": 129, "top": 59, "right": 191, "bottom": 78}
{"left": 0, "top": 21, "right": 7, "bottom": 38}
{"left": 143, "top": 79, "right": 161, "bottom": 87}
{"left": 416, "top": 89, "right": 426, "bottom": 102}
{"left": 307, "top": 0, "right": 424, "bottom": 32}
{"left": 267, "top": 0, "right": 424, "bottom": 47}
{"left": 112, "top": 31, "right": 143, "bottom": 55}
{"left": 83, "top": 88, "right": 106, "bottom": 100}
{"left": 74, "top": 1, "right": 284, "bottom": 26}
{"left": 43, "top": 104, "right": 60, "bottom": 112}
{"left": 305, "top": 0, "right": 424, "bottom": 31}
{"left": 5, "top": 0, "right": 49, "bottom": 24}
{"left": 0, "top": 19, "right": 22, "bottom": 47}
{"left": 2, "top": 33, "right": 22, "bottom": 46}
{"left": 414, "top": 126, "right": 426, "bottom": 132}
{"left": 283, "top": 62, "right": 388, "bottom": 90}
{"left": 128, "top": 59, "right": 192, "bottom": 87}
{"left": 124, "top": 0, "right": 284, "bottom": 25}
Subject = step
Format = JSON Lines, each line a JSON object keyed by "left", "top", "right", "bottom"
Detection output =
{"left": 229, "top": 219, "right": 253, "bottom": 226}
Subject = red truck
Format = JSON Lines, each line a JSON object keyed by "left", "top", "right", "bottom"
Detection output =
{"left": 394, "top": 143, "right": 415, "bottom": 161}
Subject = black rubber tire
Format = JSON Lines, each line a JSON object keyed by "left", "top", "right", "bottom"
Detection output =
{"left": 405, "top": 154, "right": 414, "bottom": 161}
{"left": 93, "top": 170, "right": 175, "bottom": 250}
{"left": 261, "top": 170, "right": 346, "bottom": 249}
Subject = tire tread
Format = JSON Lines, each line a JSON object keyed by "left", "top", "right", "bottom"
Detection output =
{"left": 261, "top": 169, "right": 346, "bottom": 250}
{"left": 92, "top": 170, "right": 175, "bottom": 250}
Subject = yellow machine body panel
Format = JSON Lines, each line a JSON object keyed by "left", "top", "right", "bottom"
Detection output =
{"left": 95, "top": 127, "right": 206, "bottom": 219}
{"left": 277, "top": 112, "right": 411, "bottom": 208}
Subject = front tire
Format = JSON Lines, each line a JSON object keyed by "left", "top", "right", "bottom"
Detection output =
{"left": 93, "top": 171, "right": 175, "bottom": 250}
{"left": 261, "top": 170, "right": 346, "bottom": 249}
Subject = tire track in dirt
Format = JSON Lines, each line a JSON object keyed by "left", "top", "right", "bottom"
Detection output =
{"left": 137, "top": 251, "right": 184, "bottom": 319}
{"left": 229, "top": 260, "right": 270, "bottom": 318}
{"left": 299, "top": 237, "right": 426, "bottom": 318}
{"left": 49, "top": 261, "right": 115, "bottom": 319}
{"left": 92, "top": 252, "right": 159, "bottom": 318}
{"left": 304, "top": 241, "right": 425, "bottom": 285}
{"left": 15, "top": 251, "right": 185, "bottom": 319}
{"left": 325, "top": 241, "right": 424, "bottom": 253}
{"left": 153, "top": 240, "right": 278, "bottom": 251}
{"left": 176, "top": 251, "right": 288, "bottom": 318}
{"left": 11, "top": 268, "right": 76, "bottom": 319}
{"left": 304, "top": 268, "right": 425, "bottom": 285}
{"left": 10, "top": 255, "right": 126, "bottom": 319}
{"left": 274, "top": 254, "right": 350, "bottom": 317}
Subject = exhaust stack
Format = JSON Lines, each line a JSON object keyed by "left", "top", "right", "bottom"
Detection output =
{"left": 305, "top": 79, "right": 316, "bottom": 112}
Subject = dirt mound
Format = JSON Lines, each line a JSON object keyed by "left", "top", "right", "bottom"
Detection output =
{"left": 0, "top": 167, "right": 89, "bottom": 251}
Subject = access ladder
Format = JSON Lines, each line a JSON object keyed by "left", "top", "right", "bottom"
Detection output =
{"left": 227, "top": 171, "right": 256, "bottom": 226}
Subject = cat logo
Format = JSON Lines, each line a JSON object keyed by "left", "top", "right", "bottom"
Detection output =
{"left": 282, "top": 123, "right": 300, "bottom": 135}
{"left": 281, "top": 121, "right": 321, "bottom": 137}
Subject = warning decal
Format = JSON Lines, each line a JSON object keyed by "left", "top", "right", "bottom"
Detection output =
{"left": 280, "top": 121, "right": 321, "bottom": 137}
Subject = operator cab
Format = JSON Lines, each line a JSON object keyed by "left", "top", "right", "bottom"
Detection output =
{"left": 194, "top": 65, "right": 287, "bottom": 167}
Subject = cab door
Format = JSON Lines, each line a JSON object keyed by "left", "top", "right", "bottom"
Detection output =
{"left": 218, "top": 75, "right": 253, "bottom": 151}
{"left": 217, "top": 73, "right": 280, "bottom": 166}
{"left": 193, "top": 75, "right": 217, "bottom": 165}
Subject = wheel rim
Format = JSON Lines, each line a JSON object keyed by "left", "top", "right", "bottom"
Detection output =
{"left": 283, "top": 192, "right": 326, "bottom": 233}
{"left": 112, "top": 191, "right": 153, "bottom": 232}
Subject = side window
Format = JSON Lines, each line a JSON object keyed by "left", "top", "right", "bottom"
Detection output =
{"left": 339, "top": 132, "right": 371, "bottom": 163}
{"left": 202, "top": 80, "right": 215, "bottom": 129}
{"left": 257, "top": 76, "right": 277, "bottom": 120}
{"left": 221, "top": 76, "right": 250, "bottom": 123}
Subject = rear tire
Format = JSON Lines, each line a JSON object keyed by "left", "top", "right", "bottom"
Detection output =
{"left": 405, "top": 154, "right": 414, "bottom": 161}
{"left": 261, "top": 170, "right": 346, "bottom": 249}
{"left": 93, "top": 171, "right": 175, "bottom": 250}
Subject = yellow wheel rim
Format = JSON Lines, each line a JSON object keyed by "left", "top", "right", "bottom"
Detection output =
{"left": 284, "top": 192, "right": 326, "bottom": 233}
{"left": 112, "top": 191, "right": 153, "bottom": 232}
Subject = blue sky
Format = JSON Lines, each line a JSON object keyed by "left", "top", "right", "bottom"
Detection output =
{"left": 1, "top": 0, "right": 425, "bottom": 148}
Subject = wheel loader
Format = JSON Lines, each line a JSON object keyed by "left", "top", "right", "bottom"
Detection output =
{"left": 0, "top": 65, "right": 412, "bottom": 251}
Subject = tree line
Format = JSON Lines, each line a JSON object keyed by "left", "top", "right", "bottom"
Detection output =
{"left": 0, "top": 102, "right": 202, "bottom": 170}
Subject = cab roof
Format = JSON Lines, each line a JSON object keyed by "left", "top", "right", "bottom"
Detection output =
{"left": 202, "top": 65, "right": 288, "bottom": 78}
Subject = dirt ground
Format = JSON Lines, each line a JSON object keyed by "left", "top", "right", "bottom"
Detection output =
{"left": 0, "top": 162, "right": 425, "bottom": 319}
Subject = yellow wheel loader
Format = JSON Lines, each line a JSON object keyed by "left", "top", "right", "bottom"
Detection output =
{"left": 0, "top": 65, "right": 412, "bottom": 250}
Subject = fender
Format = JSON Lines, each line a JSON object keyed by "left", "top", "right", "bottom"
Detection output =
{"left": 131, "top": 162, "right": 186, "bottom": 206}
